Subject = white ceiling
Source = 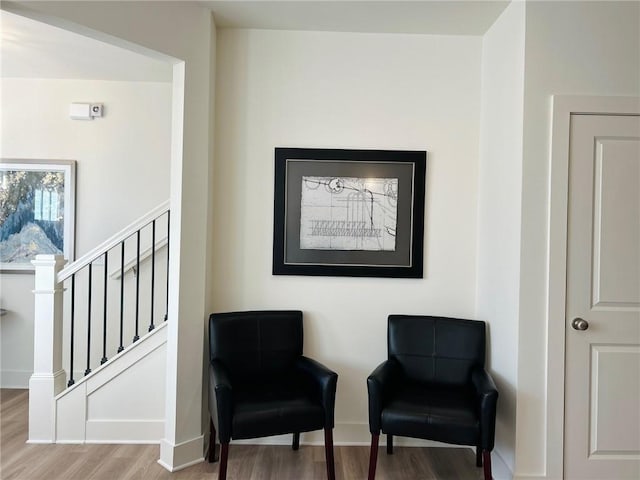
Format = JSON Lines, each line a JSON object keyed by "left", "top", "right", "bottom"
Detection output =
{"left": 0, "top": 10, "right": 173, "bottom": 81}
{"left": 0, "top": 1, "right": 509, "bottom": 81}
{"left": 204, "top": 0, "right": 510, "bottom": 36}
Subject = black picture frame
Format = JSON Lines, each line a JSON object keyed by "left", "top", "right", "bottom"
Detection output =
{"left": 273, "top": 148, "right": 426, "bottom": 278}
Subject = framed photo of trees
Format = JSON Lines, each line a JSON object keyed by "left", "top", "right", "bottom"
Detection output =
{"left": 0, "top": 159, "right": 76, "bottom": 272}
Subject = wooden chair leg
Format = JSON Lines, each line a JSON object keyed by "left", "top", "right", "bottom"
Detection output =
{"left": 483, "top": 450, "right": 492, "bottom": 480}
{"left": 219, "top": 442, "right": 229, "bottom": 480}
{"left": 324, "top": 428, "right": 335, "bottom": 480}
{"left": 387, "top": 434, "right": 393, "bottom": 454}
{"left": 208, "top": 418, "right": 218, "bottom": 463}
{"left": 476, "top": 445, "right": 482, "bottom": 467}
{"left": 368, "top": 434, "right": 380, "bottom": 480}
{"left": 292, "top": 432, "right": 300, "bottom": 451}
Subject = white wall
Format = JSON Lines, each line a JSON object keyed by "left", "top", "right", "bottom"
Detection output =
{"left": 10, "top": 2, "right": 636, "bottom": 475}
{"left": 477, "top": 1, "right": 525, "bottom": 475}
{"left": 213, "top": 28, "right": 482, "bottom": 443}
{"left": 6, "top": 1, "right": 216, "bottom": 469}
{"left": 0, "top": 78, "right": 172, "bottom": 388}
{"left": 517, "top": 2, "right": 640, "bottom": 478}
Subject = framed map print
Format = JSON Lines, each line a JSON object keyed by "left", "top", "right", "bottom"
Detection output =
{"left": 273, "top": 148, "right": 426, "bottom": 278}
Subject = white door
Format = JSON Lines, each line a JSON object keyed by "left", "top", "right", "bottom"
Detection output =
{"left": 565, "top": 113, "right": 640, "bottom": 479}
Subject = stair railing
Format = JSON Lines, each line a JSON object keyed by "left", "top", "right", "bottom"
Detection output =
{"left": 58, "top": 201, "right": 170, "bottom": 386}
{"left": 29, "top": 201, "right": 170, "bottom": 443}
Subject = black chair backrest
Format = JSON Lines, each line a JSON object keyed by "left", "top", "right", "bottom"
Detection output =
{"left": 209, "top": 310, "right": 303, "bottom": 380}
{"left": 388, "top": 315, "right": 486, "bottom": 386}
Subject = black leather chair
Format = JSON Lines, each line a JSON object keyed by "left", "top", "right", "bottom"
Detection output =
{"left": 367, "top": 315, "right": 498, "bottom": 480}
{"left": 208, "top": 310, "right": 338, "bottom": 480}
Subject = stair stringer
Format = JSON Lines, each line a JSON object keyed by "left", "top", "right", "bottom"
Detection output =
{"left": 54, "top": 323, "right": 167, "bottom": 443}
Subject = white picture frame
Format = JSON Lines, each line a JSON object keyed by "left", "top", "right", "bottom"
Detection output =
{"left": 0, "top": 159, "right": 76, "bottom": 272}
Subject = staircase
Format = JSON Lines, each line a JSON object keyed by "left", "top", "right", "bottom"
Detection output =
{"left": 29, "top": 202, "right": 170, "bottom": 444}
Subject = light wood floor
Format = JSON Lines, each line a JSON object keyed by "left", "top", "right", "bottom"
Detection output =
{"left": 1, "top": 389, "right": 483, "bottom": 479}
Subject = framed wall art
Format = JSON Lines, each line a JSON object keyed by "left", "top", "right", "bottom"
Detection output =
{"left": 273, "top": 148, "right": 426, "bottom": 278}
{"left": 0, "top": 159, "right": 76, "bottom": 272}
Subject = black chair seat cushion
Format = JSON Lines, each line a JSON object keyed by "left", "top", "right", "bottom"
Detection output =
{"left": 381, "top": 383, "right": 479, "bottom": 446}
{"left": 231, "top": 375, "right": 325, "bottom": 440}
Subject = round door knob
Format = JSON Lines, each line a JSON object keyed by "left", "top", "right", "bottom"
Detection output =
{"left": 571, "top": 318, "right": 589, "bottom": 331}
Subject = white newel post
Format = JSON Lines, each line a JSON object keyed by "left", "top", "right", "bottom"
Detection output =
{"left": 29, "top": 254, "right": 67, "bottom": 443}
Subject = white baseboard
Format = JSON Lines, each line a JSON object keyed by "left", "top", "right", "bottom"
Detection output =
{"left": 230, "top": 422, "right": 512, "bottom": 479}
{"left": 158, "top": 435, "right": 205, "bottom": 472}
{"left": 1, "top": 369, "right": 31, "bottom": 388}
{"left": 232, "top": 422, "right": 482, "bottom": 448}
